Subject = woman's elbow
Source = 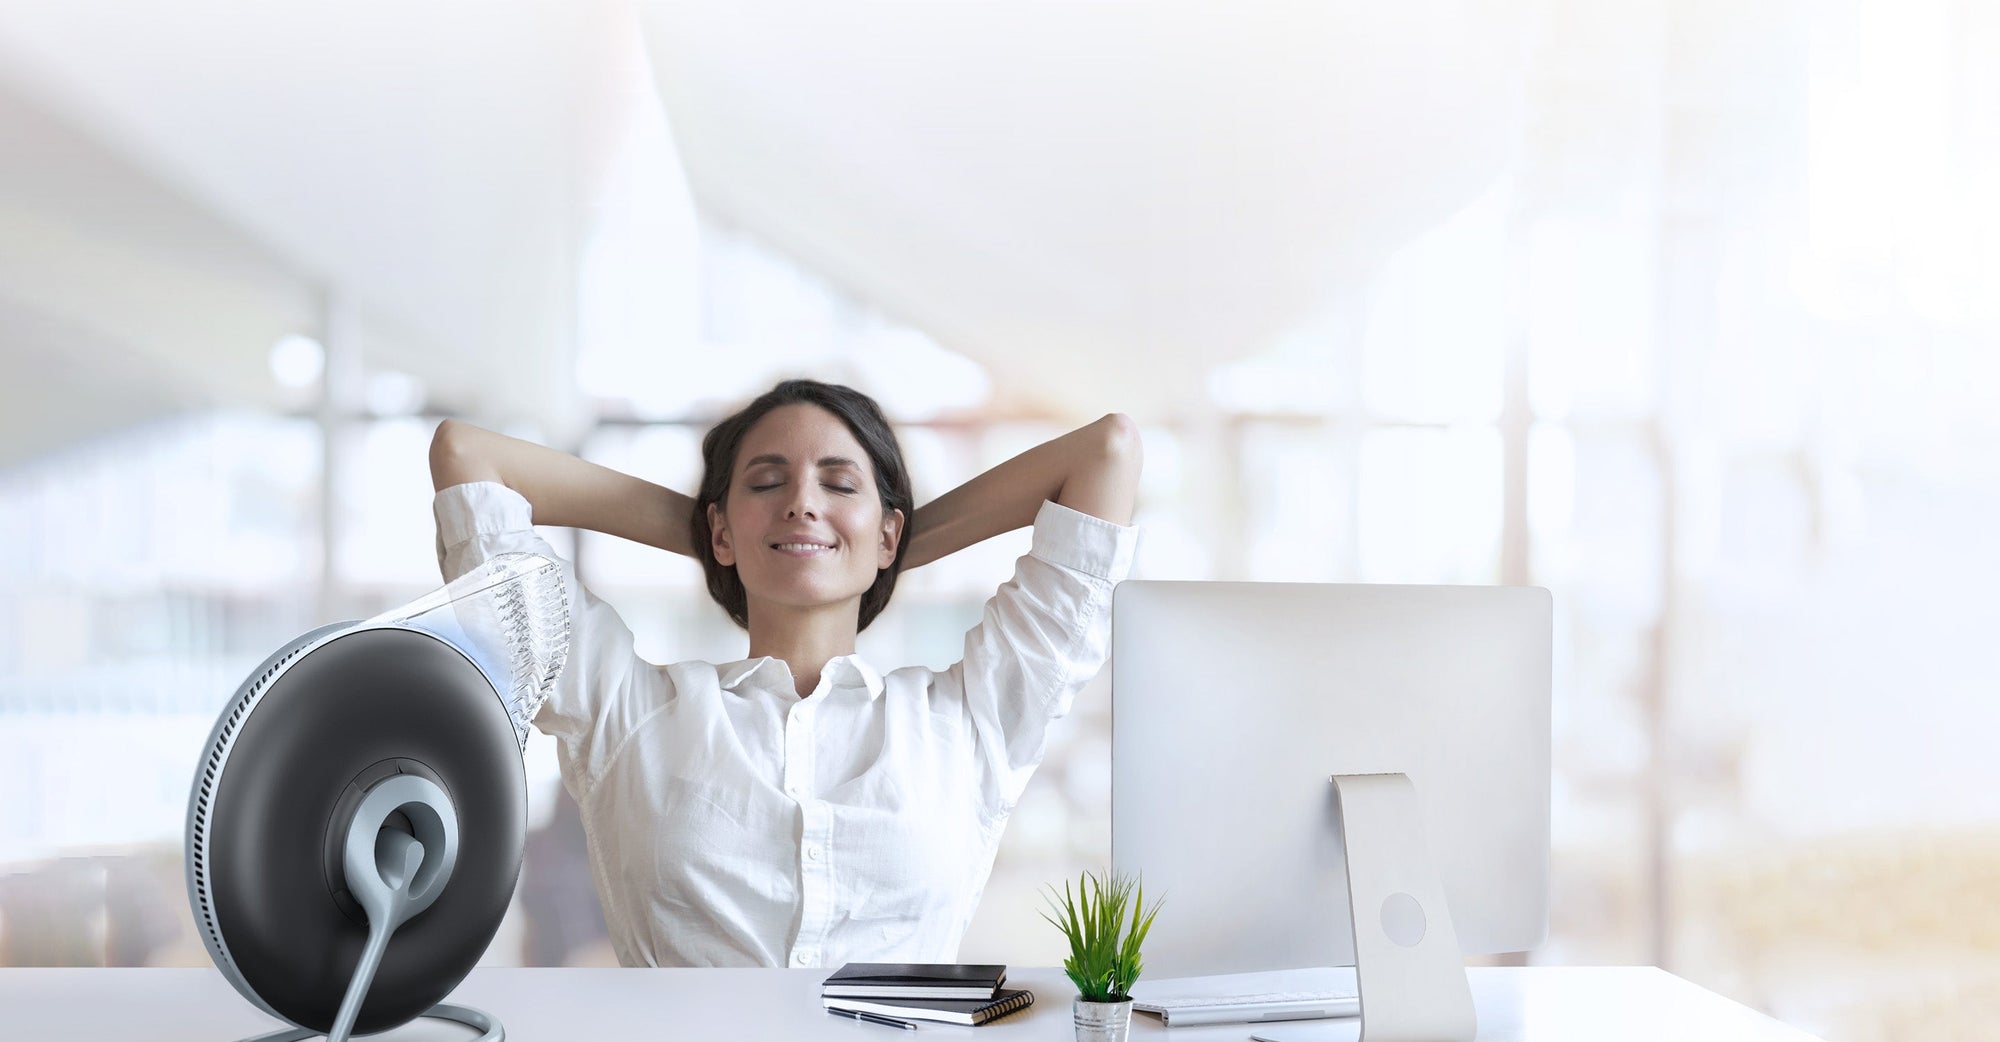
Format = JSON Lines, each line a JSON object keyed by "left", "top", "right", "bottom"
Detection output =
{"left": 1051, "top": 414, "right": 1143, "bottom": 525}
{"left": 1096, "top": 413, "right": 1143, "bottom": 474}
{"left": 429, "top": 419, "right": 492, "bottom": 491}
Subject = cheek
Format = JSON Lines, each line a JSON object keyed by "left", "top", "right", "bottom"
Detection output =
{"left": 841, "top": 505, "right": 887, "bottom": 549}
{"left": 722, "top": 494, "right": 771, "bottom": 533}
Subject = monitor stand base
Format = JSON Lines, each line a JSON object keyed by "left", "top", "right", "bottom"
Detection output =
{"left": 1329, "top": 773, "right": 1477, "bottom": 1042}
{"left": 235, "top": 1003, "right": 502, "bottom": 1042}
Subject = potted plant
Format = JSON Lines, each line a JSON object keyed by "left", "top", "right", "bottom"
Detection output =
{"left": 1041, "top": 870, "right": 1163, "bottom": 1042}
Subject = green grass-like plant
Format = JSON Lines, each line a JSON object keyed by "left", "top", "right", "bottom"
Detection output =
{"left": 1039, "top": 869, "right": 1163, "bottom": 1002}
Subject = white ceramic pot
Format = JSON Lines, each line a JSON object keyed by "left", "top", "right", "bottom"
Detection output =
{"left": 1073, "top": 996, "right": 1135, "bottom": 1042}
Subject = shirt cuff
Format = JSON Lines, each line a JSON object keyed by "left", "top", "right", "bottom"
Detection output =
{"left": 433, "top": 480, "right": 535, "bottom": 550}
{"left": 1028, "top": 499, "right": 1139, "bottom": 581}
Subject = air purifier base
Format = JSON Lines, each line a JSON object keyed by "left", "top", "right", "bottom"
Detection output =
{"left": 232, "top": 1002, "right": 501, "bottom": 1042}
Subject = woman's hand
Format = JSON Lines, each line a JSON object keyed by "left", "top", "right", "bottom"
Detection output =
{"left": 430, "top": 419, "right": 699, "bottom": 557}
{"left": 901, "top": 413, "right": 1142, "bottom": 571}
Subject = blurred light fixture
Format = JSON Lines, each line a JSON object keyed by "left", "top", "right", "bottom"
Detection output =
{"left": 269, "top": 335, "right": 326, "bottom": 389}
{"left": 365, "top": 369, "right": 428, "bottom": 416}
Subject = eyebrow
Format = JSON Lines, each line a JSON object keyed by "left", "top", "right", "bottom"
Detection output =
{"left": 742, "top": 454, "right": 862, "bottom": 471}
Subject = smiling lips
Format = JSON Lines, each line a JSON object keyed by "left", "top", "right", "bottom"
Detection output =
{"left": 770, "top": 540, "right": 835, "bottom": 557}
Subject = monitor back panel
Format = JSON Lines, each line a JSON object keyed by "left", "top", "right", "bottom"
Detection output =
{"left": 1110, "top": 581, "right": 1552, "bottom": 977}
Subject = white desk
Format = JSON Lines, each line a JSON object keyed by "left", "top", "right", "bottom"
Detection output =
{"left": 1, "top": 966, "right": 1823, "bottom": 1041}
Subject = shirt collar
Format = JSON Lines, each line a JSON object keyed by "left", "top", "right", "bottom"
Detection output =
{"left": 717, "top": 656, "right": 782, "bottom": 691}
{"left": 719, "top": 654, "right": 884, "bottom": 699}
{"left": 837, "top": 655, "right": 885, "bottom": 698}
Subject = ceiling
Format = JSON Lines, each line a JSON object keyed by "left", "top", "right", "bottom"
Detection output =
{"left": 638, "top": 0, "right": 1525, "bottom": 416}
{"left": 0, "top": 0, "right": 612, "bottom": 464}
{"left": 0, "top": 0, "right": 1523, "bottom": 466}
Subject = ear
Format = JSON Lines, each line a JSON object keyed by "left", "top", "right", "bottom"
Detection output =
{"left": 877, "top": 507, "right": 905, "bottom": 569}
{"left": 707, "top": 502, "right": 736, "bottom": 566}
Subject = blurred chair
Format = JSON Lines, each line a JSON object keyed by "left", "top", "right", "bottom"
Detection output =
{"left": 0, "top": 846, "right": 190, "bottom": 967}
{"left": 516, "top": 786, "right": 611, "bottom": 966}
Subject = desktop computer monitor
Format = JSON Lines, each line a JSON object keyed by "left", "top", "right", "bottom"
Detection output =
{"left": 1110, "top": 581, "right": 1552, "bottom": 979}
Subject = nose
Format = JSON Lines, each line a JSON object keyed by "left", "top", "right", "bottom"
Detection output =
{"left": 785, "top": 484, "right": 821, "bottom": 521}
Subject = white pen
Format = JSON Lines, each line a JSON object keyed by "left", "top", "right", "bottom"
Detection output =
{"left": 827, "top": 1007, "right": 920, "bottom": 1030}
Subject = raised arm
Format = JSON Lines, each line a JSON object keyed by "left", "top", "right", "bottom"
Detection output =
{"left": 429, "top": 419, "right": 698, "bottom": 558}
{"left": 902, "top": 413, "right": 1141, "bottom": 571}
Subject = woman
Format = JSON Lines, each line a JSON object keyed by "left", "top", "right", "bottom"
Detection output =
{"left": 429, "top": 379, "right": 1141, "bottom": 968}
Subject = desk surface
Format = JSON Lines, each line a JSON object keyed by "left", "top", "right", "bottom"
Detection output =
{"left": 2, "top": 966, "right": 1822, "bottom": 1041}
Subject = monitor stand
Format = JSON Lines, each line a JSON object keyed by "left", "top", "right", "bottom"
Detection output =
{"left": 1327, "top": 772, "right": 1477, "bottom": 1042}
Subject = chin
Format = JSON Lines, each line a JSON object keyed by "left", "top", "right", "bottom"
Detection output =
{"left": 745, "top": 579, "right": 869, "bottom": 613}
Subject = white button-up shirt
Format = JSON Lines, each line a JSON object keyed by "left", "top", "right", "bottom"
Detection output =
{"left": 433, "top": 481, "right": 1138, "bottom": 968}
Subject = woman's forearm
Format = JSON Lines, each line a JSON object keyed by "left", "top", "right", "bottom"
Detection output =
{"left": 904, "top": 413, "right": 1141, "bottom": 570}
{"left": 429, "top": 419, "right": 697, "bottom": 557}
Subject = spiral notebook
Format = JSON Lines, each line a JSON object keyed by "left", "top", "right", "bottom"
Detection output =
{"left": 822, "top": 988, "right": 1035, "bottom": 1026}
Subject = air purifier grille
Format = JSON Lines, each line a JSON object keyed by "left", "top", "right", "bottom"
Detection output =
{"left": 185, "top": 625, "right": 340, "bottom": 1021}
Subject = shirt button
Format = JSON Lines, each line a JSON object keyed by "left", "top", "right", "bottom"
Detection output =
{"left": 794, "top": 952, "right": 815, "bottom": 966}
{"left": 787, "top": 784, "right": 804, "bottom": 798}
{"left": 806, "top": 845, "right": 823, "bottom": 861}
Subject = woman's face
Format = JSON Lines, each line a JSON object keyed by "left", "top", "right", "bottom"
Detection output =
{"left": 707, "top": 403, "right": 904, "bottom": 623}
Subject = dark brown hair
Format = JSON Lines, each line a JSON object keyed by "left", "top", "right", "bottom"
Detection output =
{"left": 690, "top": 380, "right": 913, "bottom": 631}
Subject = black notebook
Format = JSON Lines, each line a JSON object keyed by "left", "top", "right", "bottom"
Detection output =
{"left": 821, "top": 962, "right": 1008, "bottom": 999}
{"left": 823, "top": 988, "right": 1035, "bottom": 1026}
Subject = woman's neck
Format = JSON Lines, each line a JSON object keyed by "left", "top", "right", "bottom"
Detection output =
{"left": 744, "top": 598, "right": 862, "bottom": 698}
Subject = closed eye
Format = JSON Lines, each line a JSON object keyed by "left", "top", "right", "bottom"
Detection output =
{"left": 748, "top": 482, "right": 859, "bottom": 494}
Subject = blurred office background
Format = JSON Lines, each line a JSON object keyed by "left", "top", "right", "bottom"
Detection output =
{"left": 1, "top": 2, "right": 1995, "bottom": 1040}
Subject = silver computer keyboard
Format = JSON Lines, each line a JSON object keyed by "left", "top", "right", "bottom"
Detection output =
{"left": 1138, "top": 989, "right": 1357, "bottom": 1009}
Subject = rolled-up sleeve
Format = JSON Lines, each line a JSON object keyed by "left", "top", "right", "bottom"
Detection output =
{"left": 948, "top": 499, "right": 1139, "bottom": 819}
{"left": 433, "top": 481, "right": 650, "bottom": 797}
